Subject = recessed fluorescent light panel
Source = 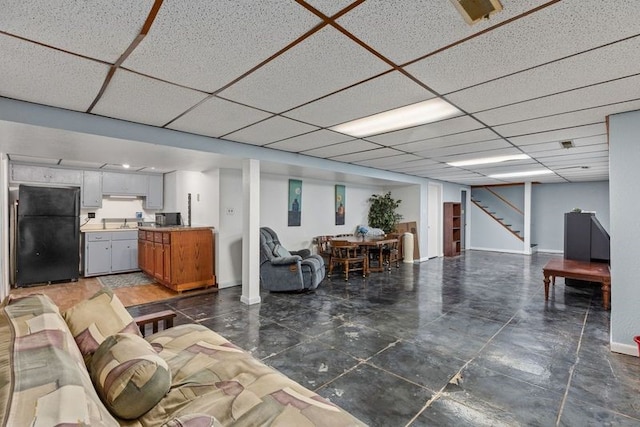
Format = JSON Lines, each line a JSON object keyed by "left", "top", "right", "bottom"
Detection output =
{"left": 447, "top": 154, "right": 530, "bottom": 167}
{"left": 331, "top": 98, "right": 461, "bottom": 138}
{"left": 489, "top": 170, "right": 554, "bottom": 179}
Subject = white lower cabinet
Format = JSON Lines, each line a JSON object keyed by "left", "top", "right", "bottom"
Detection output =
{"left": 84, "top": 230, "right": 139, "bottom": 277}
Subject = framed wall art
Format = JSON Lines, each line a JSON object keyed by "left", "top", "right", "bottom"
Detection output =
{"left": 335, "top": 184, "right": 345, "bottom": 225}
{"left": 288, "top": 179, "right": 302, "bottom": 226}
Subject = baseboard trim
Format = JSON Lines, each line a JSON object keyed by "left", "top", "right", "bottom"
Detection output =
{"left": 610, "top": 341, "right": 638, "bottom": 357}
{"left": 537, "top": 249, "right": 563, "bottom": 254}
{"left": 240, "top": 295, "right": 261, "bottom": 305}
{"left": 468, "top": 246, "right": 528, "bottom": 255}
{"left": 218, "top": 281, "right": 241, "bottom": 289}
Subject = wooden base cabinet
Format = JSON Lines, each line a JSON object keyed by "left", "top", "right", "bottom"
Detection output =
{"left": 138, "top": 227, "right": 215, "bottom": 292}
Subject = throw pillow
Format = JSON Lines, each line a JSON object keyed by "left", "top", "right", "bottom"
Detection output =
{"left": 90, "top": 333, "right": 171, "bottom": 420}
{"left": 272, "top": 244, "right": 291, "bottom": 258}
{"left": 62, "top": 288, "right": 141, "bottom": 363}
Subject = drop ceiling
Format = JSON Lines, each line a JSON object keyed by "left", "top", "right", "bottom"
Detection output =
{"left": 0, "top": 0, "right": 634, "bottom": 185}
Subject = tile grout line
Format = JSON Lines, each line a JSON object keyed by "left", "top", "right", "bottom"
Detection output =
{"left": 404, "top": 310, "right": 521, "bottom": 426}
{"left": 555, "top": 294, "right": 593, "bottom": 426}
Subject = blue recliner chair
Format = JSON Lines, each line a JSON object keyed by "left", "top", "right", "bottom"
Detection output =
{"left": 259, "top": 227, "right": 325, "bottom": 291}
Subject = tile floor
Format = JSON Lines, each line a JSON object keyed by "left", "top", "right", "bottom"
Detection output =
{"left": 126, "top": 251, "right": 640, "bottom": 426}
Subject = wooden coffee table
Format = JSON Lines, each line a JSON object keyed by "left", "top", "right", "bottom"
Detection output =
{"left": 543, "top": 258, "right": 611, "bottom": 310}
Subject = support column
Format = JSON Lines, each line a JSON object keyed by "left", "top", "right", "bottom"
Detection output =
{"left": 523, "top": 181, "right": 532, "bottom": 255}
{"left": 241, "top": 159, "right": 261, "bottom": 305}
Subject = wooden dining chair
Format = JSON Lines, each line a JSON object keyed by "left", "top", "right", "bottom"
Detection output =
{"left": 328, "top": 240, "right": 368, "bottom": 280}
{"left": 314, "top": 235, "right": 334, "bottom": 267}
{"left": 383, "top": 236, "right": 401, "bottom": 270}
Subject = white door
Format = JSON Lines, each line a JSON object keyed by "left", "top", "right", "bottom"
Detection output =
{"left": 427, "top": 183, "right": 442, "bottom": 258}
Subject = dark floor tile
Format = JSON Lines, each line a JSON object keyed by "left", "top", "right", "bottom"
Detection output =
{"left": 568, "top": 361, "right": 640, "bottom": 419}
{"left": 273, "top": 309, "right": 346, "bottom": 338}
{"left": 317, "top": 322, "right": 398, "bottom": 360}
{"left": 264, "top": 339, "right": 360, "bottom": 390}
{"left": 198, "top": 310, "right": 307, "bottom": 359}
{"left": 412, "top": 395, "right": 522, "bottom": 427}
{"left": 559, "top": 397, "right": 640, "bottom": 426}
{"left": 318, "top": 363, "right": 432, "bottom": 427}
{"left": 446, "top": 361, "right": 565, "bottom": 426}
{"left": 473, "top": 340, "right": 574, "bottom": 394}
{"left": 369, "top": 340, "right": 467, "bottom": 391}
{"left": 407, "top": 325, "right": 488, "bottom": 360}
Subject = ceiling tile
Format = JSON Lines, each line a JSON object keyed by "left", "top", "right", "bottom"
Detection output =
{"left": 168, "top": 97, "right": 272, "bottom": 138}
{"left": 367, "top": 114, "right": 480, "bottom": 146}
{"left": 224, "top": 116, "right": 318, "bottom": 146}
{"left": 493, "top": 99, "right": 640, "bottom": 137}
{"left": 0, "top": 0, "right": 155, "bottom": 63}
{"left": 284, "top": 71, "right": 433, "bottom": 127}
{"left": 0, "top": 35, "right": 109, "bottom": 112}
{"left": 475, "top": 74, "right": 640, "bottom": 126}
{"left": 395, "top": 129, "right": 499, "bottom": 153}
{"left": 388, "top": 159, "right": 441, "bottom": 172}
{"left": 522, "top": 135, "right": 607, "bottom": 153}
{"left": 355, "top": 154, "right": 424, "bottom": 168}
{"left": 218, "top": 26, "right": 391, "bottom": 112}
{"left": 531, "top": 143, "right": 608, "bottom": 159}
{"left": 330, "top": 147, "right": 405, "bottom": 162}
{"left": 92, "top": 69, "right": 208, "bottom": 126}
{"left": 122, "top": 1, "right": 321, "bottom": 92}
{"left": 508, "top": 124, "right": 606, "bottom": 147}
{"left": 405, "top": 0, "right": 640, "bottom": 94}
{"left": 448, "top": 36, "right": 640, "bottom": 113}
{"left": 429, "top": 143, "right": 519, "bottom": 160}
{"left": 302, "top": 139, "right": 381, "bottom": 157}
{"left": 304, "top": 0, "right": 356, "bottom": 17}
{"left": 336, "top": 0, "right": 551, "bottom": 64}
{"left": 268, "top": 130, "right": 352, "bottom": 152}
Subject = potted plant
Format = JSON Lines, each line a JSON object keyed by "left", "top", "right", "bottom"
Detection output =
{"left": 367, "top": 192, "right": 402, "bottom": 234}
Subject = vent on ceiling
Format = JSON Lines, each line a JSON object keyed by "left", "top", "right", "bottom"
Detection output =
{"left": 450, "top": 0, "right": 503, "bottom": 25}
{"left": 560, "top": 140, "right": 575, "bottom": 149}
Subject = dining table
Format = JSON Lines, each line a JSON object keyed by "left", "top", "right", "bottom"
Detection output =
{"left": 330, "top": 236, "right": 399, "bottom": 274}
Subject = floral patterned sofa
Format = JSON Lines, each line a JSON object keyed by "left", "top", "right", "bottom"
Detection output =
{"left": 0, "top": 289, "right": 365, "bottom": 426}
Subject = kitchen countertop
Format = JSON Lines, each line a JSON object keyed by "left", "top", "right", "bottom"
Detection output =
{"left": 138, "top": 226, "right": 214, "bottom": 232}
{"left": 81, "top": 227, "right": 140, "bottom": 233}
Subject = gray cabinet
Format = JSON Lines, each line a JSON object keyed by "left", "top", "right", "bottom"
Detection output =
{"left": 84, "top": 230, "right": 139, "bottom": 276}
{"left": 145, "top": 174, "right": 163, "bottom": 209}
{"left": 85, "top": 233, "right": 112, "bottom": 276}
{"left": 102, "top": 172, "right": 148, "bottom": 196}
{"left": 11, "top": 164, "right": 82, "bottom": 185}
{"left": 82, "top": 171, "right": 103, "bottom": 208}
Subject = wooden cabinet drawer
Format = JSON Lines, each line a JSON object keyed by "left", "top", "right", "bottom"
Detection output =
{"left": 138, "top": 230, "right": 147, "bottom": 240}
{"left": 163, "top": 233, "right": 171, "bottom": 244}
{"left": 154, "top": 232, "right": 164, "bottom": 243}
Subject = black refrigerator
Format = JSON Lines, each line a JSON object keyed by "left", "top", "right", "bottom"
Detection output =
{"left": 16, "top": 185, "right": 80, "bottom": 286}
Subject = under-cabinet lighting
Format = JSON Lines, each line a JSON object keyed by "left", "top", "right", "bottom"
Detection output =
{"left": 330, "top": 98, "right": 460, "bottom": 138}
{"left": 489, "top": 170, "right": 554, "bottom": 179}
{"left": 447, "top": 154, "right": 530, "bottom": 167}
{"left": 122, "top": 164, "right": 130, "bottom": 169}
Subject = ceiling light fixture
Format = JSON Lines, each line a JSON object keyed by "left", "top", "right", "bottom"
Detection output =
{"left": 489, "top": 170, "right": 554, "bottom": 179}
{"left": 447, "top": 154, "right": 530, "bottom": 167}
{"left": 330, "top": 98, "right": 461, "bottom": 138}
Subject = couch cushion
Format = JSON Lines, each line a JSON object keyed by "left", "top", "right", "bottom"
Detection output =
{"left": 62, "top": 288, "right": 141, "bottom": 363}
{"left": 272, "top": 243, "right": 291, "bottom": 258}
{"left": 0, "top": 294, "right": 119, "bottom": 426}
{"left": 90, "top": 332, "right": 171, "bottom": 419}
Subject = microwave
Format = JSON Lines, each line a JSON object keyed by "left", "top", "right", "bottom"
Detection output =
{"left": 155, "top": 212, "right": 181, "bottom": 227}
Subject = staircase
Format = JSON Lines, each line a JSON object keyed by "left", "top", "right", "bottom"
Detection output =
{"left": 471, "top": 186, "right": 524, "bottom": 242}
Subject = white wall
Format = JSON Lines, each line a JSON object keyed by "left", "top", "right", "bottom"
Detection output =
{"left": 609, "top": 110, "right": 640, "bottom": 356}
{"left": 531, "top": 181, "right": 609, "bottom": 252}
{"left": 164, "top": 170, "right": 219, "bottom": 227}
{"left": 470, "top": 203, "right": 525, "bottom": 253}
{"left": 390, "top": 184, "right": 420, "bottom": 224}
{"left": 260, "top": 173, "right": 383, "bottom": 252}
